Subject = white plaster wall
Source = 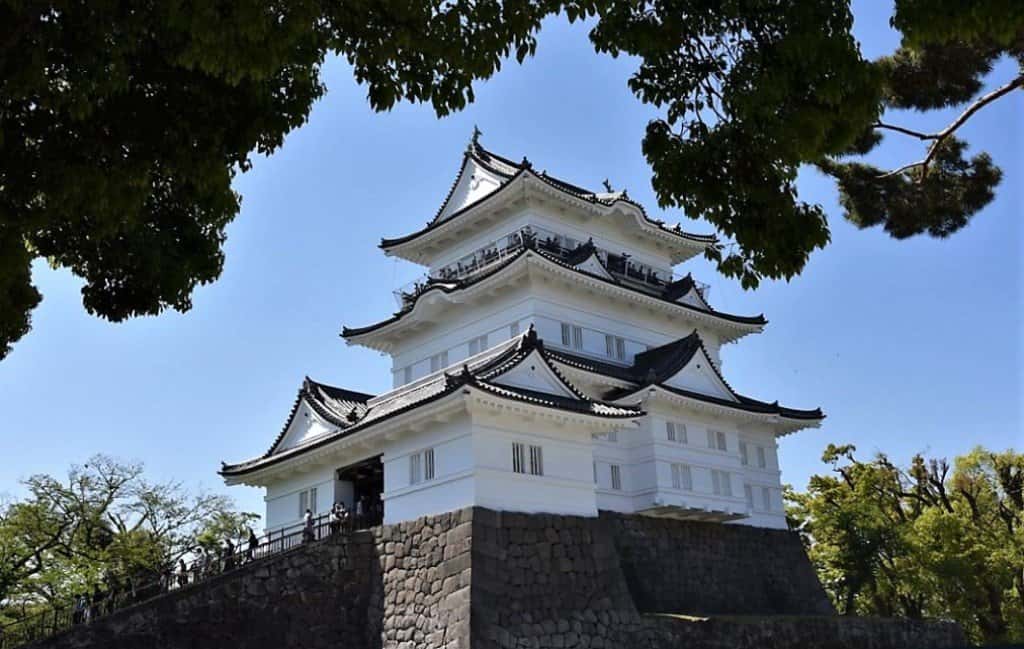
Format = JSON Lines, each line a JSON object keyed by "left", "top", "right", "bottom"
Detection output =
{"left": 471, "top": 416, "right": 599, "bottom": 517}
{"left": 382, "top": 416, "right": 476, "bottom": 523}
{"left": 264, "top": 465, "right": 336, "bottom": 533}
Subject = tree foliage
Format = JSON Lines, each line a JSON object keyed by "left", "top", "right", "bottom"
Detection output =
{"left": 0, "top": 455, "right": 256, "bottom": 623}
{"left": 1, "top": 0, "right": 1021, "bottom": 356}
{"left": 787, "top": 444, "right": 1024, "bottom": 645}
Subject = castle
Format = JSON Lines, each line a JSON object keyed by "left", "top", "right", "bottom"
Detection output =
{"left": 220, "top": 134, "right": 823, "bottom": 533}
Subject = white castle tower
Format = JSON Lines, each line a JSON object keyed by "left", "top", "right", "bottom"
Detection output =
{"left": 221, "top": 134, "right": 823, "bottom": 531}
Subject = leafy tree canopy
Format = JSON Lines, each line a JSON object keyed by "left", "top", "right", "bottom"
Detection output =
{"left": 787, "top": 444, "right": 1024, "bottom": 645}
{"left": 2, "top": 0, "right": 1021, "bottom": 357}
{"left": 0, "top": 455, "right": 256, "bottom": 623}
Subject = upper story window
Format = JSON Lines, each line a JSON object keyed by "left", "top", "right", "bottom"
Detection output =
{"left": 429, "top": 351, "right": 449, "bottom": 373}
{"left": 762, "top": 487, "right": 772, "bottom": 511}
{"left": 739, "top": 441, "right": 749, "bottom": 466}
{"left": 666, "top": 421, "right": 687, "bottom": 443}
{"left": 560, "top": 323, "right": 583, "bottom": 350}
{"left": 468, "top": 334, "right": 488, "bottom": 356}
{"left": 605, "top": 335, "right": 626, "bottom": 360}
{"left": 403, "top": 366, "right": 413, "bottom": 384}
{"left": 610, "top": 464, "right": 623, "bottom": 490}
{"left": 757, "top": 446, "right": 767, "bottom": 469}
{"left": 707, "top": 430, "right": 727, "bottom": 452}
{"left": 744, "top": 485, "right": 754, "bottom": 508}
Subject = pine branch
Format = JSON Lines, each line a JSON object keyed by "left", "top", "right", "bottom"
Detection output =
{"left": 877, "top": 74, "right": 1023, "bottom": 179}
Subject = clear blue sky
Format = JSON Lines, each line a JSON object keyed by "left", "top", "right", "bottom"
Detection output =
{"left": 1, "top": 1, "right": 1020, "bottom": 520}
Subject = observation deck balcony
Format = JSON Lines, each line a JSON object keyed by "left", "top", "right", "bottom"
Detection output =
{"left": 392, "top": 226, "right": 710, "bottom": 309}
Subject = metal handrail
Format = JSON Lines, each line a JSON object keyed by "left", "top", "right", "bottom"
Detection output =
{"left": 0, "top": 512, "right": 372, "bottom": 649}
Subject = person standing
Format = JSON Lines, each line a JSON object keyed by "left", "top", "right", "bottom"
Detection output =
{"left": 177, "top": 559, "right": 189, "bottom": 588}
{"left": 302, "top": 508, "right": 315, "bottom": 542}
{"left": 223, "top": 538, "right": 236, "bottom": 570}
{"left": 247, "top": 527, "right": 259, "bottom": 561}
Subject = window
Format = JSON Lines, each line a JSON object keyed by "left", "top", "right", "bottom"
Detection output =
{"left": 409, "top": 453, "right": 422, "bottom": 484}
{"left": 468, "top": 334, "right": 488, "bottom": 355}
{"left": 757, "top": 446, "right": 767, "bottom": 469}
{"left": 667, "top": 421, "right": 687, "bottom": 443}
{"left": 297, "top": 487, "right": 318, "bottom": 517}
{"left": 671, "top": 463, "right": 693, "bottom": 490}
{"left": 510, "top": 321, "right": 520, "bottom": 338}
{"left": 529, "top": 445, "right": 544, "bottom": 476}
{"left": 429, "top": 351, "right": 449, "bottom": 372}
{"left": 512, "top": 443, "right": 525, "bottom": 473}
{"left": 610, "top": 464, "right": 622, "bottom": 490}
{"left": 744, "top": 485, "right": 754, "bottom": 509}
{"left": 424, "top": 448, "right": 435, "bottom": 480}
{"left": 561, "top": 323, "right": 583, "bottom": 350}
{"left": 711, "top": 470, "right": 732, "bottom": 497}
{"left": 707, "top": 430, "right": 727, "bottom": 451}
{"left": 761, "top": 487, "right": 772, "bottom": 511}
{"left": 593, "top": 461, "right": 598, "bottom": 484}
{"left": 513, "top": 443, "right": 543, "bottom": 476}
{"left": 607, "top": 431, "right": 618, "bottom": 443}
{"left": 739, "top": 441, "right": 748, "bottom": 465}
{"left": 605, "top": 335, "right": 625, "bottom": 360}
{"left": 403, "top": 366, "right": 413, "bottom": 384}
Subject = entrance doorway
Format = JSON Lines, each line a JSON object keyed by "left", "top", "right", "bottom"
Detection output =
{"left": 336, "top": 455, "right": 383, "bottom": 528}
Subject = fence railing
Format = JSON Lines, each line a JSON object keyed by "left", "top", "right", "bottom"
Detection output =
{"left": 392, "top": 225, "right": 709, "bottom": 309}
{"left": 0, "top": 513, "right": 369, "bottom": 649}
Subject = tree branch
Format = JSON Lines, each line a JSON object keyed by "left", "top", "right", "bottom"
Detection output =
{"left": 877, "top": 74, "right": 1023, "bottom": 179}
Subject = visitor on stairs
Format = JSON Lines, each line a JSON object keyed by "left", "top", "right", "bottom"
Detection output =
{"left": 247, "top": 527, "right": 259, "bottom": 561}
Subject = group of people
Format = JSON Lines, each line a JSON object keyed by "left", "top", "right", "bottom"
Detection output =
{"left": 171, "top": 528, "right": 263, "bottom": 588}
{"left": 301, "top": 495, "right": 383, "bottom": 542}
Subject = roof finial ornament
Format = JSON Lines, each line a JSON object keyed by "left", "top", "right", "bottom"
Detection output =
{"left": 525, "top": 323, "right": 538, "bottom": 345}
{"left": 520, "top": 156, "right": 532, "bottom": 169}
{"left": 470, "top": 124, "right": 482, "bottom": 148}
{"left": 602, "top": 178, "right": 613, "bottom": 193}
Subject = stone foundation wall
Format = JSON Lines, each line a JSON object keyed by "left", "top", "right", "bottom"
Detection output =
{"left": 22, "top": 507, "right": 963, "bottom": 649}
{"left": 600, "top": 512, "right": 834, "bottom": 615}
{"left": 22, "top": 530, "right": 381, "bottom": 649}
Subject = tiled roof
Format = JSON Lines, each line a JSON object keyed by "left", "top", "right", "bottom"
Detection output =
{"left": 220, "top": 330, "right": 642, "bottom": 477}
{"left": 343, "top": 238, "right": 764, "bottom": 340}
{"left": 548, "top": 331, "right": 824, "bottom": 422}
{"left": 380, "top": 139, "right": 716, "bottom": 250}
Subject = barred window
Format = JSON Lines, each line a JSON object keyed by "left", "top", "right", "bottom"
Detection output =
{"left": 610, "top": 464, "right": 622, "bottom": 490}
{"left": 403, "top": 366, "right": 413, "bottom": 384}
{"left": 762, "top": 487, "right": 772, "bottom": 511}
{"left": 409, "top": 453, "right": 422, "bottom": 484}
{"left": 671, "top": 463, "right": 692, "bottom": 490}
{"left": 424, "top": 448, "right": 435, "bottom": 481}
{"left": 429, "top": 351, "right": 449, "bottom": 372}
{"left": 739, "top": 441, "right": 749, "bottom": 466}
{"left": 529, "top": 445, "right": 544, "bottom": 476}
{"left": 745, "top": 485, "right": 754, "bottom": 508}
{"left": 666, "top": 421, "right": 687, "bottom": 443}
{"left": 707, "top": 430, "right": 727, "bottom": 451}
{"left": 468, "top": 334, "right": 488, "bottom": 355}
{"left": 512, "top": 442, "right": 526, "bottom": 474}
{"left": 757, "top": 446, "right": 767, "bottom": 469}
{"left": 711, "top": 470, "right": 732, "bottom": 497}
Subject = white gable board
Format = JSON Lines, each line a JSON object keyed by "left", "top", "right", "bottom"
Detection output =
{"left": 572, "top": 253, "right": 615, "bottom": 280}
{"left": 661, "top": 347, "right": 737, "bottom": 401}
{"left": 274, "top": 400, "right": 338, "bottom": 453}
{"left": 437, "top": 157, "right": 505, "bottom": 222}
{"left": 490, "top": 349, "right": 578, "bottom": 399}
